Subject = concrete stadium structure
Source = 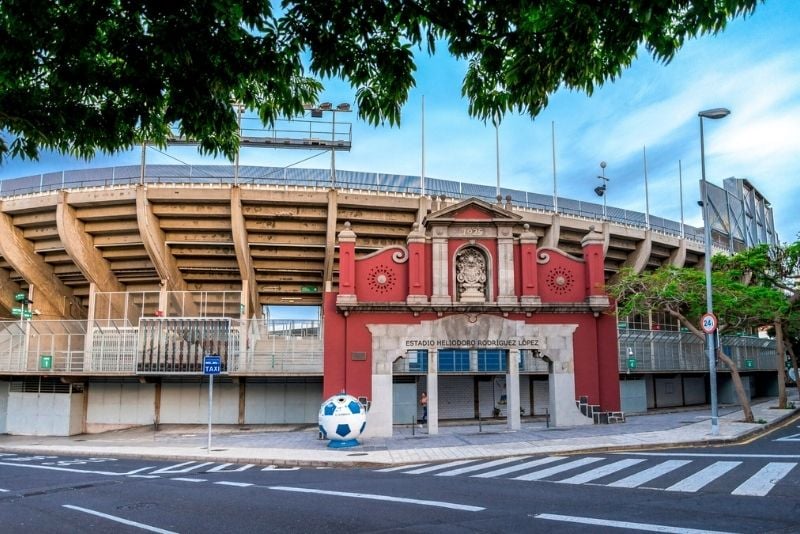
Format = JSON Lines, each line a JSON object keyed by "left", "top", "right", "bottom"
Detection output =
{"left": 0, "top": 165, "right": 779, "bottom": 435}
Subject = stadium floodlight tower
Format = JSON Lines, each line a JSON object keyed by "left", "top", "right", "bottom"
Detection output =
{"left": 698, "top": 106, "right": 730, "bottom": 436}
{"left": 305, "top": 102, "right": 352, "bottom": 188}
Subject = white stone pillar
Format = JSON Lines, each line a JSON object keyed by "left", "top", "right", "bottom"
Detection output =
{"left": 469, "top": 349, "right": 478, "bottom": 372}
{"left": 506, "top": 349, "right": 521, "bottom": 430}
{"left": 430, "top": 231, "right": 451, "bottom": 306}
{"left": 84, "top": 282, "right": 97, "bottom": 372}
{"left": 427, "top": 349, "right": 439, "bottom": 434}
{"left": 497, "top": 229, "right": 518, "bottom": 306}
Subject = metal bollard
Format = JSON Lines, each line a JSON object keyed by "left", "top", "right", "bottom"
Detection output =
{"left": 478, "top": 415, "right": 482, "bottom": 433}
{"left": 412, "top": 415, "right": 415, "bottom": 436}
{"left": 545, "top": 408, "right": 550, "bottom": 428}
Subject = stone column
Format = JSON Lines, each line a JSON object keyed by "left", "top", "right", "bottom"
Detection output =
{"left": 430, "top": 228, "right": 451, "bottom": 306}
{"left": 497, "top": 226, "right": 517, "bottom": 306}
{"left": 84, "top": 282, "right": 97, "bottom": 372}
{"left": 469, "top": 348, "right": 478, "bottom": 372}
{"left": 426, "top": 349, "right": 439, "bottom": 435}
{"left": 158, "top": 280, "right": 168, "bottom": 316}
{"left": 506, "top": 349, "right": 521, "bottom": 430}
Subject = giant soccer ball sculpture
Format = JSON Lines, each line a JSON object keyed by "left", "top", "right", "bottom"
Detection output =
{"left": 318, "top": 394, "right": 367, "bottom": 448}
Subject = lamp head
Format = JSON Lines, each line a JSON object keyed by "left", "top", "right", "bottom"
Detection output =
{"left": 594, "top": 185, "right": 606, "bottom": 197}
{"left": 698, "top": 108, "right": 731, "bottom": 120}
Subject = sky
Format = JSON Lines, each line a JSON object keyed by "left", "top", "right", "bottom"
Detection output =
{"left": 3, "top": 0, "right": 799, "bottom": 240}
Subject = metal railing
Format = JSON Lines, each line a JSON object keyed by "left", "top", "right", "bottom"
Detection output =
{"left": 0, "top": 165, "right": 706, "bottom": 243}
{"left": 619, "top": 329, "right": 777, "bottom": 372}
{"left": 0, "top": 319, "right": 777, "bottom": 375}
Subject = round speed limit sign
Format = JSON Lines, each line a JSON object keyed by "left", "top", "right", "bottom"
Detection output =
{"left": 700, "top": 312, "right": 718, "bottom": 334}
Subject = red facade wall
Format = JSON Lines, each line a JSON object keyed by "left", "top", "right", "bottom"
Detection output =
{"left": 353, "top": 247, "right": 409, "bottom": 303}
{"left": 536, "top": 249, "right": 587, "bottom": 303}
{"left": 326, "top": 200, "right": 620, "bottom": 414}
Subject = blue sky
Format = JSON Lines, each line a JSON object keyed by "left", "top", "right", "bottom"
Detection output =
{"left": 3, "top": 1, "right": 799, "bottom": 240}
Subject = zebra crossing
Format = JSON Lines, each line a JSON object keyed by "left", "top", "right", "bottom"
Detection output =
{"left": 375, "top": 454, "right": 798, "bottom": 497}
{"left": 0, "top": 453, "right": 302, "bottom": 479}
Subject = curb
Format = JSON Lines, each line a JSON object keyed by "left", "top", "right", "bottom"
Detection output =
{"left": 1, "top": 408, "right": 796, "bottom": 469}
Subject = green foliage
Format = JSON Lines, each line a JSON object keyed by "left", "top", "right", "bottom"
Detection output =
{"left": 0, "top": 0, "right": 762, "bottom": 162}
{"left": 608, "top": 263, "right": 786, "bottom": 335}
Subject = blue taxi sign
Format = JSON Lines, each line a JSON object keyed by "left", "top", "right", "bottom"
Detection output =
{"left": 203, "top": 355, "right": 221, "bottom": 375}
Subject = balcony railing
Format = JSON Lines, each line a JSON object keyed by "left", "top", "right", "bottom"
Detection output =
{"left": 618, "top": 329, "right": 777, "bottom": 372}
{"left": 0, "top": 320, "right": 777, "bottom": 376}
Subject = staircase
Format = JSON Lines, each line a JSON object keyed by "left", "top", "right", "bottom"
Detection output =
{"left": 576, "top": 395, "right": 626, "bottom": 424}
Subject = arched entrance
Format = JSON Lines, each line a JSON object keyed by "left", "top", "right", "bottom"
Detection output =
{"left": 366, "top": 314, "right": 593, "bottom": 437}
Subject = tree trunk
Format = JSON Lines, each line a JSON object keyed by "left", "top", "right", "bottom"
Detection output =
{"left": 716, "top": 348, "right": 754, "bottom": 422}
{"left": 786, "top": 338, "right": 800, "bottom": 403}
{"left": 775, "top": 320, "right": 787, "bottom": 408}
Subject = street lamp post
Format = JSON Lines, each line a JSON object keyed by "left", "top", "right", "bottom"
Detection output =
{"left": 698, "top": 107, "right": 730, "bottom": 436}
{"left": 595, "top": 161, "right": 609, "bottom": 219}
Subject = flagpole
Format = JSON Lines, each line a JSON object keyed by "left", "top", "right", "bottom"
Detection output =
{"left": 551, "top": 121, "right": 558, "bottom": 212}
{"left": 643, "top": 145, "right": 650, "bottom": 229}
{"left": 421, "top": 95, "right": 426, "bottom": 196}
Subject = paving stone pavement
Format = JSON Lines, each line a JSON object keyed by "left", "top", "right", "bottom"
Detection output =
{"left": 0, "top": 395, "right": 797, "bottom": 468}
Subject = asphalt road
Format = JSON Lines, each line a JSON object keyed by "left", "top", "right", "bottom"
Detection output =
{"left": 0, "top": 414, "right": 797, "bottom": 533}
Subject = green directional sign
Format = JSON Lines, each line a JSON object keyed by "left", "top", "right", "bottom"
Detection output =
{"left": 744, "top": 359, "right": 755, "bottom": 369}
{"left": 14, "top": 292, "right": 27, "bottom": 302}
{"left": 300, "top": 285, "right": 319, "bottom": 293}
{"left": 40, "top": 355, "right": 52, "bottom": 370}
{"left": 11, "top": 307, "right": 23, "bottom": 315}
{"left": 23, "top": 311, "right": 32, "bottom": 319}
{"left": 627, "top": 358, "right": 637, "bottom": 370}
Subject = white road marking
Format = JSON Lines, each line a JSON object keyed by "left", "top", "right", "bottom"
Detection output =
{"left": 403, "top": 459, "right": 475, "bottom": 475}
{"left": 731, "top": 462, "right": 797, "bottom": 496}
{"left": 627, "top": 452, "right": 800, "bottom": 459}
{"left": 171, "top": 477, "right": 206, "bottom": 483}
{"left": 774, "top": 433, "right": 800, "bottom": 442}
{"left": 268, "top": 486, "right": 484, "bottom": 512}
{"left": 128, "top": 475, "right": 161, "bottom": 479}
{"left": 534, "top": 513, "right": 736, "bottom": 533}
{"left": 375, "top": 463, "right": 429, "bottom": 472}
{"left": 513, "top": 457, "right": 605, "bottom": 481}
{"left": 0, "top": 489, "right": 9, "bottom": 492}
{"left": 471, "top": 456, "right": 565, "bottom": 478}
{"left": 435, "top": 457, "right": 526, "bottom": 477}
{"left": 607, "top": 460, "right": 692, "bottom": 488}
{"left": 0, "top": 461, "right": 147, "bottom": 476}
{"left": 557, "top": 458, "right": 646, "bottom": 484}
{"left": 206, "top": 463, "right": 254, "bottom": 473}
{"left": 214, "top": 481, "right": 253, "bottom": 487}
{"left": 260, "top": 465, "right": 300, "bottom": 471}
{"left": 665, "top": 461, "right": 741, "bottom": 492}
{"left": 63, "top": 505, "right": 177, "bottom": 534}
{"left": 150, "top": 462, "right": 214, "bottom": 474}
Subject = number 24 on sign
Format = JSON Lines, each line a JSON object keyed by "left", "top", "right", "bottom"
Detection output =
{"left": 701, "top": 313, "right": 717, "bottom": 334}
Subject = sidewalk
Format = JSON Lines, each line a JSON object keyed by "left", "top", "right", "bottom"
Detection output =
{"left": 0, "top": 396, "right": 797, "bottom": 468}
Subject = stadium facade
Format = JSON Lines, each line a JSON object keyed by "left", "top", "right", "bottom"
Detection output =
{"left": 0, "top": 165, "right": 779, "bottom": 435}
